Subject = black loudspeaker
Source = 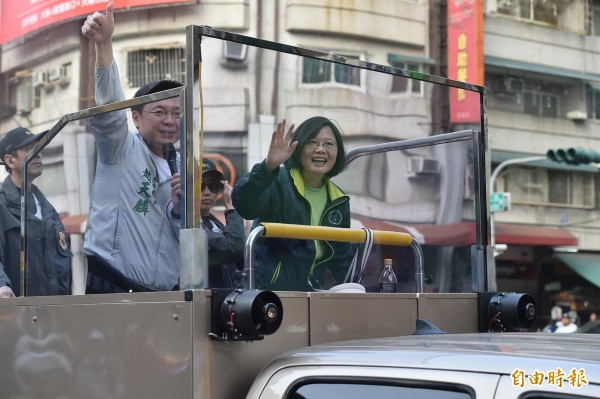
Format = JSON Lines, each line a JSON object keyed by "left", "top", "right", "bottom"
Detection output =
{"left": 479, "top": 292, "right": 537, "bottom": 332}
{"left": 210, "top": 289, "right": 283, "bottom": 342}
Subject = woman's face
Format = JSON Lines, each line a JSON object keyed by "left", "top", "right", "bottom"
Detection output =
{"left": 299, "top": 125, "right": 338, "bottom": 186}
{"left": 199, "top": 171, "right": 222, "bottom": 217}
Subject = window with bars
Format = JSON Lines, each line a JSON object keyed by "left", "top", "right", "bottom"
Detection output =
{"left": 496, "top": 0, "right": 564, "bottom": 25}
{"left": 390, "top": 61, "right": 426, "bottom": 95}
{"left": 33, "top": 85, "right": 42, "bottom": 109}
{"left": 592, "top": 0, "right": 600, "bottom": 36}
{"left": 488, "top": 73, "right": 564, "bottom": 118}
{"left": 302, "top": 53, "right": 361, "bottom": 87}
{"left": 523, "top": 92, "right": 559, "bottom": 117}
{"left": 127, "top": 48, "right": 186, "bottom": 88}
{"left": 505, "top": 166, "right": 595, "bottom": 208}
{"left": 15, "top": 76, "right": 39, "bottom": 115}
{"left": 593, "top": 90, "right": 600, "bottom": 119}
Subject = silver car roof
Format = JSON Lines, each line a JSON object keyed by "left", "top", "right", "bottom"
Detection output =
{"left": 263, "top": 333, "right": 600, "bottom": 381}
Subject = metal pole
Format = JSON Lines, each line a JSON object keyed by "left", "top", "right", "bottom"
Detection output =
{"left": 489, "top": 156, "right": 546, "bottom": 249}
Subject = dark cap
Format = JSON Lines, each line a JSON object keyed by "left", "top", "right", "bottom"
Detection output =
{"left": 0, "top": 127, "right": 46, "bottom": 165}
{"left": 201, "top": 158, "right": 224, "bottom": 180}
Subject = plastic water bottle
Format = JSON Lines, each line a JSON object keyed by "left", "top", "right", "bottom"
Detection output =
{"left": 378, "top": 258, "right": 397, "bottom": 293}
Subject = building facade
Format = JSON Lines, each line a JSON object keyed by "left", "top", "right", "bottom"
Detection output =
{"left": 481, "top": 0, "right": 600, "bottom": 323}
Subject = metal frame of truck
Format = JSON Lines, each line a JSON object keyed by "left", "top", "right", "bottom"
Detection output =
{"left": 0, "top": 26, "right": 536, "bottom": 399}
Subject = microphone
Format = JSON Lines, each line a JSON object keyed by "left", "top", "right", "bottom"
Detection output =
{"left": 162, "top": 143, "right": 178, "bottom": 175}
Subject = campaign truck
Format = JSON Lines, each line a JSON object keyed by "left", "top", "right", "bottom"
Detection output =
{"left": 3, "top": 27, "right": 591, "bottom": 399}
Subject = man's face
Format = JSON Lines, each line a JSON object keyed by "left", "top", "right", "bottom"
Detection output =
{"left": 132, "top": 97, "right": 181, "bottom": 157}
{"left": 4, "top": 141, "right": 43, "bottom": 182}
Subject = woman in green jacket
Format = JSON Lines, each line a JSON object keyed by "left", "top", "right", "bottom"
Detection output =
{"left": 232, "top": 116, "right": 353, "bottom": 291}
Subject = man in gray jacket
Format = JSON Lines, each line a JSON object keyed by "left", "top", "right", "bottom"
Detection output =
{"left": 82, "top": 3, "right": 182, "bottom": 293}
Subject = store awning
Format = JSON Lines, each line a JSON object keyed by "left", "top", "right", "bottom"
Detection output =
{"left": 485, "top": 56, "right": 600, "bottom": 82}
{"left": 494, "top": 224, "right": 578, "bottom": 247}
{"left": 352, "top": 217, "right": 578, "bottom": 247}
{"left": 554, "top": 253, "right": 600, "bottom": 289}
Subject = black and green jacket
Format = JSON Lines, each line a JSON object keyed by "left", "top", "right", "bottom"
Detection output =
{"left": 232, "top": 161, "right": 353, "bottom": 291}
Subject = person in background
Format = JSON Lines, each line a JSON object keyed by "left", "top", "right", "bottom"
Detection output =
{"left": 567, "top": 305, "right": 580, "bottom": 326}
{"left": 81, "top": 2, "right": 182, "bottom": 293}
{"left": 580, "top": 312, "right": 597, "bottom": 329}
{"left": 545, "top": 304, "right": 563, "bottom": 333}
{"left": 554, "top": 314, "right": 578, "bottom": 333}
{"left": 232, "top": 116, "right": 354, "bottom": 291}
{"left": 0, "top": 127, "right": 72, "bottom": 298}
{"left": 197, "top": 158, "right": 245, "bottom": 287}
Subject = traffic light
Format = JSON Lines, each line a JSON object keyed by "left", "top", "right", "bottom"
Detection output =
{"left": 546, "top": 147, "right": 600, "bottom": 165}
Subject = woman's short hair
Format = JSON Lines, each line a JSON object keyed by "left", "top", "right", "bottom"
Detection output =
{"left": 284, "top": 116, "right": 346, "bottom": 178}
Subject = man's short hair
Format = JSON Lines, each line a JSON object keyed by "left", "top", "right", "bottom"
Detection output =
{"left": 131, "top": 80, "right": 184, "bottom": 113}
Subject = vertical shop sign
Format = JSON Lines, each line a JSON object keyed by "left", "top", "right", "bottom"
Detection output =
{"left": 448, "top": 0, "right": 483, "bottom": 124}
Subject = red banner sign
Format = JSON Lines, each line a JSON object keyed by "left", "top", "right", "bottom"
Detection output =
{"left": 447, "top": 0, "right": 483, "bottom": 124}
{"left": 0, "top": 0, "right": 191, "bottom": 44}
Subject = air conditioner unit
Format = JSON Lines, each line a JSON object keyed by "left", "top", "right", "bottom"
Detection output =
{"left": 47, "top": 67, "right": 62, "bottom": 82}
{"left": 47, "top": 66, "right": 71, "bottom": 87}
{"left": 407, "top": 156, "right": 440, "bottom": 178}
{"left": 485, "top": 0, "right": 498, "bottom": 13}
{"left": 31, "top": 71, "right": 46, "bottom": 87}
{"left": 223, "top": 42, "right": 247, "bottom": 62}
{"left": 566, "top": 110, "right": 587, "bottom": 121}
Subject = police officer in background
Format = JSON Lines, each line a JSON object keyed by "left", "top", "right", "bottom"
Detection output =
{"left": 0, "top": 127, "right": 72, "bottom": 298}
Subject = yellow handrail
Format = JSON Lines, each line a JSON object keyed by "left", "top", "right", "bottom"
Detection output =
{"left": 260, "top": 223, "right": 413, "bottom": 246}
{"left": 245, "top": 223, "right": 424, "bottom": 292}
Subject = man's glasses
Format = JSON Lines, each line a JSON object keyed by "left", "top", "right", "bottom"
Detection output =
{"left": 141, "top": 110, "right": 182, "bottom": 119}
{"left": 304, "top": 138, "right": 337, "bottom": 151}
{"left": 202, "top": 180, "right": 222, "bottom": 194}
